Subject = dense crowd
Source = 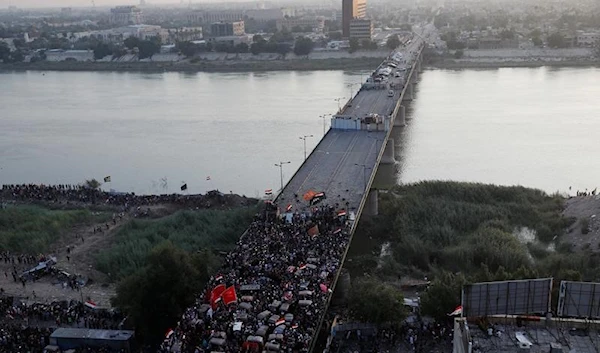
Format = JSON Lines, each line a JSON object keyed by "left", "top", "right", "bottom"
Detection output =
{"left": 1, "top": 184, "right": 251, "bottom": 209}
{"left": 160, "top": 202, "right": 351, "bottom": 353}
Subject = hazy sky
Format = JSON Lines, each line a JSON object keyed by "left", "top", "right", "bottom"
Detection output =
{"left": 0, "top": 0, "right": 256, "bottom": 9}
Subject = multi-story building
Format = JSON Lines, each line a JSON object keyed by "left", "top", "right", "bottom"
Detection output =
{"left": 210, "top": 21, "right": 245, "bottom": 37}
{"left": 349, "top": 18, "right": 373, "bottom": 40}
{"left": 188, "top": 10, "right": 244, "bottom": 26}
{"left": 109, "top": 6, "right": 143, "bottom": 26}
{"left": 275, "top": 17, "right": 325, "bottom": 32}
{"left": 577, "top": 32, "right": 600, "bottom": 47}
{"left": 342, "top": 0, "right": 367, "bottom": 38}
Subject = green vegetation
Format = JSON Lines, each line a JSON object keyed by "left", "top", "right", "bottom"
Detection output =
{"left": 347, "top": 181, "right": 583, "bottom": 319}
{"left": 96, "top": 207, "right": 255, "bottom": 281}
{"left": 112, "top": 242, "right": 218, "bottom": 348}
{"left": 349, "top": 277, "right": 406, "bottom": 327}
{"left": 0, "top": 205, "right": 109, "bottom": 254}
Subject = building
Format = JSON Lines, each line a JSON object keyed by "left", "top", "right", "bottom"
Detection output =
{"left": 478, "top": 37, "right": 519, "bottom": 49}
{"left": 109, "top": 6, "right": 143, "bottom": 26}
{"left": 245, "top": 9, "right": 284, "bottom": 22}
{"left": 577, "top": 32, "right": 600, "bottom": 47}
{"left": 342, "top": 0, "right": 367, "bottom": 38}
{"left": 210, "top": 21, "right": 245, "bottom": 37}
{"left": 188, "top": 10, "right": 243, "bottom": 25}
{"left": 275, "top": 17, "right": 325, "bottom": 32}
{"left": 349, "top": 18, "right": 373, "bottom": 40}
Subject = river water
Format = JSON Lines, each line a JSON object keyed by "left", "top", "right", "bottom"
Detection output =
{"left": 1, "top": 67, "right": 599, "bottom": 196}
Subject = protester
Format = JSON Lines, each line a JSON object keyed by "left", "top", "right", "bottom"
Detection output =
{"left": 160, "top": 201, "right": 351, "bottom": 353}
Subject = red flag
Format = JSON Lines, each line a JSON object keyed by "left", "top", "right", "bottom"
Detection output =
{"left": 222, "top": 286, "right": 238, "bottom": 305}
{"left": 286, "top": 204, "right": 293, "bottom": 212}
{"left": 308, "top": 225, "right": 319, "bottom": 237}
{"left": 210, "top": 284, "right": 226, "bottom": 309}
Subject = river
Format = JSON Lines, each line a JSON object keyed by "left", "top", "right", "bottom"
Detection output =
{"left": 1, "top": 67, "right": 599, "bottom": 196}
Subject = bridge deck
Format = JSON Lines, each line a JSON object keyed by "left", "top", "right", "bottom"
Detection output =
{"left": 278, "top": 129, "right": 386, "bottom": 213}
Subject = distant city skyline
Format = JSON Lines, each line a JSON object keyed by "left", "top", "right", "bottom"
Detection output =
{"left": 0, "top": 0, "right": 280, "bottom": 9}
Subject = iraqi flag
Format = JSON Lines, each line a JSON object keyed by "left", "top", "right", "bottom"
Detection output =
{"left": 337, "top": 210, "right": 347, "bottom": 217}
{"left": 265, "top": 189, "right": 273, "bottom": 195}
{"left": 103, "top": 176, "right": 111, "bottom": 183}
{"left": 206, "top": 176, "right": 211, "bottom": 181}
{"left": 275, "top": 318, "right": 286, "bottom": 326}
{"left": 286, "top": 204, "right": 293, "bottom": 212}
{"left": 221, "top": 286, "right": 238, "bottom": 305}
{"left": 180, "top": 183, "right": 188, "bottom": 191}
{"left": 333, "top": 228, "right": 342, "bottom": 235}
{"left": 84, "top": 300, "right": 97, "bottom": 309}
{"left": 214, "top": 274, "right": 224, "bottom": 282}
{"left": 298, "top": 264, "right": 307, "bottom": 270}
{"left": 210, "top": 284, "right": 226, "bottom": 309}
{"left": 165, "top": 328, "right": 175, "bottom": 339}
{"left": 448, "top": 305, "right": 463, "bottom": 316}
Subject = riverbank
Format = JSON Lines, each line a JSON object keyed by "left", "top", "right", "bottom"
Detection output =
{"left": 429, "top": 58, "right": 600, "bottom": 69}
{"left": 0, "top": 57, "right": 384, "bottom": 73}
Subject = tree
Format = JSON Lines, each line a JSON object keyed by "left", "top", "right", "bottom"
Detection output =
{"left": 252, "top": 34, "right": 264, "bottom": 43}
{"left": 138, "top": 40, "right": 160, "bottom": 60}
{"left": 93, "top": 43, "right": 112, "bottom": 60}
{"left": 328, "top": 31, "right": 342, "bottom": 41}
{"left": 177, "top": 41, "right": 199, "bottom": 58}
{"left": 124, "top": 36, "right": 141, "bottom": 50}
{"left": 293, "top": 36, "right": 314, "bottom": 56}
{"left": 386, "top": 35, "right": 401, "bottom": 50}
{"left": 454, "top": 49, "right": 464, "bottom": 59}
{"left": 547, "top": 32, "right": 565, "bottom": 48}
{"left": 420, "top": 271, "right": 467, "bottom": 321}
{"left": 0, "top": 42, "right": 9, "bottom": 62}
{"left": 349, "top": 38, "right": 360, "bottom": 53}
{"left": 235, "top": 42, "right": 249, "bottom": 53}
{"left": 84, "top": 179, "right": 101, "bottom": 189}
{"left": 348, "top": 277, "right": 407, "bottom": 327}
{"left": 112, "top": 242, "right": 216, "bottom": 347}
{"left": 361, "top": 39, "right": 378, "bottom": 50}
{"left": 532, "top": 37, "right": 543, "bottom": 47}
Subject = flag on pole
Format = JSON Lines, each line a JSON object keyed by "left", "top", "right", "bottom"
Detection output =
{"left": 286, "top": 204, "right": 293, "bottom": 212}
{"left": 206, "top": 176, "right": 211, "bottom": 181}
{"left": 448, "top": 305, "right": 463, "bottom": 316}
{"left": 103, "top": 176, "right": 111, "bottom": 183}
{"left": 180, "top": 183, "right": 188, "bottom": 191}
{"left": 221, "top": 286, "right": 238, "bottom": 305}
{"left": 165, "top": 328, "right": 174, "bottom": 339}
{"left": 265, "top": 189, "right": 273, "bottom": 195}
{"left": 84, "top": 300, "right": 97, "bottom": 309}
{"left": 210, "top": 284, "right": 226, "bottom": 310}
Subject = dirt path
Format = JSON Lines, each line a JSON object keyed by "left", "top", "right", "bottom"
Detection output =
{"left": 563, "top": 195, "right": 600, "bottom": 251}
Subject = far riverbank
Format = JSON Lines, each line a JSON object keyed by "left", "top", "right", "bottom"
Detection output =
{"left": 0, "top": 57, "right": 385, "bottom": 73}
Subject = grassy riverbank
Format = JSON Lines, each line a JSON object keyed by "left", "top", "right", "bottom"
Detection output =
{"left": 0, "top": 205, "right": 110, "bottom": 254}
{"left": 0, "top": 57, "right": 384, "bottom": 73}
{"left": 346, "top": 181, "right": 599, "bottom": 319}
{"left": 95, "top": 207, "right": 255, "bottom": 281}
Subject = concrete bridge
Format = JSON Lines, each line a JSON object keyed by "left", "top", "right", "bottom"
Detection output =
{"left": 275, "top": 36, "right": 426, "bottom": 352}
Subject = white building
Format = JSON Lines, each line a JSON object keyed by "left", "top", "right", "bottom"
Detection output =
{"left": 109, "top": 6, "right": 143, "bottom": 26}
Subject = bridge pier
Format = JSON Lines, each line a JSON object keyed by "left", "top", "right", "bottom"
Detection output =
{"left": 394, "top": 105, "right": 406, "bottom": 127}
{"left": 417, "top": 57, "right": 422, "bottom": 72}
{"left": 402, "top": 84, "right": 413, "bottom": 101}
{"left": 381, "top": 138, "right": 395, "bottom": 164}
{"left": 412, "top": 70, "right": 419, "bottom": 83}
{"left": 365, "top": 189, "right": 379, "bottom": 216}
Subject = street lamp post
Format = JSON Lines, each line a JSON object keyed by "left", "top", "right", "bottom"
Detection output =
{"left": 334, "top": 97, "right": 346, "bottom": 112}
{"left": 299, "top": 135, "right": 313, "bottom": 161}
{"left": 319, "top": 114, "right": 331, "bottom": 135}
{"left": 274, "top": 161, "right": 291, "bottom": 191}
{"left": 347, "top": 83, "right": 359, "bottom": 101}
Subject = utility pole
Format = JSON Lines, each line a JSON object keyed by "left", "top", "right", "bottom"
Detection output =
{"left": 319, "top": 114, "right": 331, "bottom": 135}
{"left": 274, "top": 161, "right": 291, "bottom": 191}
{"left": 299, "top": 135, "right": 313, "bottom": 161}
{"left": 334, "top": 97, "right": 346, "bottom": 113}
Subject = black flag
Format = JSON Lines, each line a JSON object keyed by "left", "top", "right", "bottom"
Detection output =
{"left": 180, "top": 184, "right": 188, "bottom": 191}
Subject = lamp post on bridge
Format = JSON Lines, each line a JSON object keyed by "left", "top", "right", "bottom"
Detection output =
{"left": 334, "top": 97, "right": 346, "bottom": 113}
{"left": 274, "top": 161, "right": 291, "bottom": 191}
{"left": 347, "top": 83, "right": 360, "bottom": 102}
{"left": 299, "top": 135, "right": 313, "bottom": 161}
{"left": 355, "top": 163, "right": 372, "bottom": 191}
{"left": 319, "top": 114, "right": 331, "bottom": 136}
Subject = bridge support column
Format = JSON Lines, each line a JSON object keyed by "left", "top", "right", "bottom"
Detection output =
{"left": 417, "top": 58, "right": 422, "bottom": 72}
{"left": 365, "top": 189, "right": 379, "bottom": 216}
{"left": 394, "top": 105, "right": 406, "bottom": 127}
{"left": 402, "top": 84, "right": 413, "bottom": 102}
{"left": 412, "top": 70, "right": 419, "bottom": 83}
{"left": 381, "top": 138, "right": 395, "bottom": 164}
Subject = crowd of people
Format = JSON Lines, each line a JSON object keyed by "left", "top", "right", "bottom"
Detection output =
{"left": 160, "top": 201, "right": 351, "bottom": 353}
{"left": 1, "top": 184, "right": 253, "bottom": 210}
